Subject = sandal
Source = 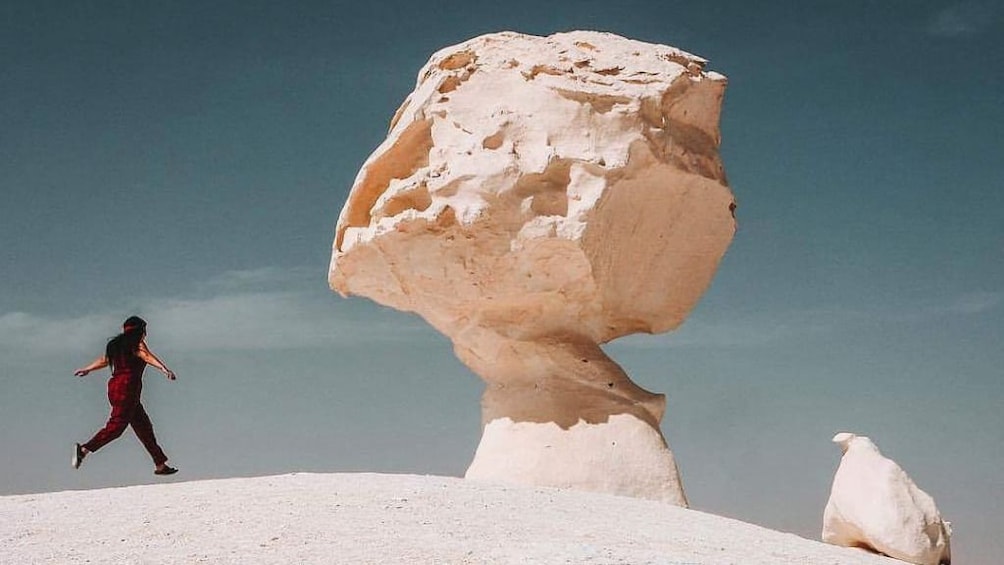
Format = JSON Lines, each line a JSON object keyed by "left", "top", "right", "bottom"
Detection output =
{"left": 72, "top": 443, "right": 85, "bottom": 470}
{"left": 154, "top": 466, "right": 178, "bottom": 476}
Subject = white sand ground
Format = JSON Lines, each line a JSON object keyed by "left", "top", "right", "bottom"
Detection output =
{"left": 1, "top": 473, "right": 901, "bottom": 565}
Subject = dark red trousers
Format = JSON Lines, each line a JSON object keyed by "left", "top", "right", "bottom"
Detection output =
{"left": 83, "top": 374, "right": 168, "bottom": 465}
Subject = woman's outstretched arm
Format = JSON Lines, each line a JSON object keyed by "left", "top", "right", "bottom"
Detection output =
{"left": 138, "top": 341, "right": 176, "bottom": 380}
{"left": 74, "top": 356, "right": 108, "bottom": 377}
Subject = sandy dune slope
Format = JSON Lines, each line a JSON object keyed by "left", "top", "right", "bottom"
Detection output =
{"left": 1, "top": 473, "right": 900, "bottom": 564}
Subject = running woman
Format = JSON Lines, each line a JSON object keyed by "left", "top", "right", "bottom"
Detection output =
{"left": 73, "top": 316, "right": 178, "bottom": 475}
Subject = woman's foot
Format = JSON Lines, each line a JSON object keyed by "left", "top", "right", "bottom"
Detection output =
{"left": 154, "top": 464, "right": 178, "bottom": 476}
{"left": 72, "top": 444, "right": 87, "bottom": 469}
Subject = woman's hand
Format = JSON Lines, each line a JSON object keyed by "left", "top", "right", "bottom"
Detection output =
{"left": 138, "top": 342, "right": 175, "bottom": 381}
{"left": 74, "top": 355, "right": 108, "bottom": 377}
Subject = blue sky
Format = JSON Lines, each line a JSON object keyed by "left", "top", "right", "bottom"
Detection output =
{"left": 1, "top": 1, "right": 1001, "bottom": 562}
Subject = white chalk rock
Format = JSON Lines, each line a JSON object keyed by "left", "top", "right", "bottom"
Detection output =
{"left": 466, "top": 415, "right": 687, "bottom": 504}
{"left": 822, "top": 433, "right": 951, "bottom": 565}
{"left": 329, "top": 31, "right": 736, "bottom": 505}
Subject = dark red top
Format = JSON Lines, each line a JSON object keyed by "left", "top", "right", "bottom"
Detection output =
{"left": 110, "top": 352, "right": 147, "bottom": 393}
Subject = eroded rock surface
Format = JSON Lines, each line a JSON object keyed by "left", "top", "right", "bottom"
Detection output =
{"left": 822, "top": 433, "right": 951, "bottom": 565}
{"left": 329, "top": 31, "right": 736, "bottom": 504}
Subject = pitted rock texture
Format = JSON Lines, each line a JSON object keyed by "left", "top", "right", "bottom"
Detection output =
{"left": 822, "top": 433, "right": 951, "bottom": 565}
{"left": 329, "top": 31, "right": 736, "bottom": 504}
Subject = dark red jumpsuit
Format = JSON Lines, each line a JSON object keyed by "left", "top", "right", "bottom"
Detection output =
{"left": 82, "top": 352, "right": 168, "bottom": 465}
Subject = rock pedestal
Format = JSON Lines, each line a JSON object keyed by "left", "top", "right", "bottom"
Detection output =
{"left": 329, "top": 31, "right": 736, "bottom": 504}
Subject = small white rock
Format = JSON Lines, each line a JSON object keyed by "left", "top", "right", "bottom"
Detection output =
{"left": 822, "top": 432, "right": 951, "bottom": 565}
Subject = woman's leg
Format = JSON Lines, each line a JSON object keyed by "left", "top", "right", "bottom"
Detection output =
{"left": 129, "top": 403, "right": 168, "bottom": 466}
{"left": 81, "top": 378, "right": 133, "bottom": 453}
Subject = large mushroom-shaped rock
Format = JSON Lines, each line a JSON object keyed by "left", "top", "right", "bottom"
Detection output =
{"left": 329, "top": 31, "right": 736, "bottom": 505}
{"left": 822, "top": 433, "right": 952, "bottom": 565}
